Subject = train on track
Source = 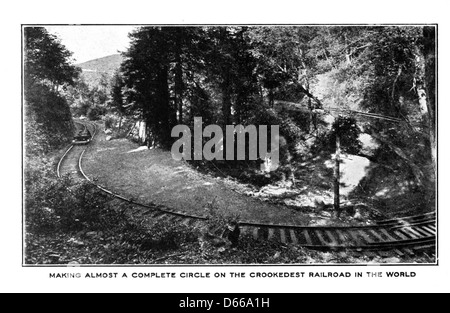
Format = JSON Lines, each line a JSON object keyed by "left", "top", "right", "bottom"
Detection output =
{"left": 72, "top": 127, "right": 92, "bottom": 145}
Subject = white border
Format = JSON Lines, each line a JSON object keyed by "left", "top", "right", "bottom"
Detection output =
{"left": 1, "top": 0, "right": 449, "bottom": 293}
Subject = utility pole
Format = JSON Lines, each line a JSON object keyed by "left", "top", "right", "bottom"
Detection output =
{"left": 334, "top": 115, "right": 341, "bottom": 216}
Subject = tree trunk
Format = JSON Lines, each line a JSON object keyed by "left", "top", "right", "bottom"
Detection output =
{"left": 222, "top": 80, "right": 232, "bottom": 126}
{"left": 422, "top": 26, "right": 436, "bottom": 174}
{"left": 174, "top": 36, "right": 184, "bottom": 124}
{"left": 158, "top": 65, "right": 172, "bottom": 147}
{"left": 295, "top": 83, "right": 323, "bottom": 109}
{"left": 268, "top": 88, "right": 274, "bottom": 107}
{"left": 334, "top": 117, "right": 341, "bottom": 216}
{"left": 118, "top": 112, "right": 122, "bottom": 134}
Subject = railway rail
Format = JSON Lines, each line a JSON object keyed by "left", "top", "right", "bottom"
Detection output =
{"left": 57, "top": 120, "right": 437, "bottom": 259}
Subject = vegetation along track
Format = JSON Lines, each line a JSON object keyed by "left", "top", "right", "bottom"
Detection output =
{"left": 57, "top": 121, "right": 437, "bottom": 258}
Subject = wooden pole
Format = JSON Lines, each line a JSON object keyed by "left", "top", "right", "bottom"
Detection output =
{"left": 334, "top": 115, "right": 341, "bottom": 216}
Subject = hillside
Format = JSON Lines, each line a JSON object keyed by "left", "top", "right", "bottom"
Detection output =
{"left": 75, "top": 54, "right": 123, "bottom": 87}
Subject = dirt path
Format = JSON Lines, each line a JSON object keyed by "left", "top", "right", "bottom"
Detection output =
{"left": 82, "top": 125, "right": 341, "bottom": 225}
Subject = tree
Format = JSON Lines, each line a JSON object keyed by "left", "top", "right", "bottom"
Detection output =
{"left": 110, "top": 71, "right": 126, "bottom": 131}
{"left": 248, "top": 27, "right": 322, "bottom": 107}
{"left": 24, "top": 27, "right": 80, "bottom": 90}
{"left": 122, "top": 27, "right": 175, "bottom": 147}
{"left": 312, "top": 26, "right": 434, "bottom": 187}
{"left": 421, "top": 26, "right": 436, "bottom": 173}
{"left": 118, "top": 25, "right": 435, "bottom": 197}
{"left": 24, "top": 27, "right": 80, "bottom": 153}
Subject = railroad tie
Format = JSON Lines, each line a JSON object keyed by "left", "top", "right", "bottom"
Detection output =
{"left": 421, "top": 225, "right": 435, "bottom": 234}
{"left": 400, "top": 227, "right": 422, "bottom": 239}
{"left": 279, "top": 229, "right": 287, "bottom": 244}
{"left": 348, "top": 230, "right": 366, "bottom": 246}
{"left": 314, "top": 230, "right": 338, "bottom": 246}
{"left": 252, "top": 227, "right": 259, "bottom": 240}
{"left": 392, "top": 229, "right": 411, "bottom": 240}
{"left": 314, "top": 230, "right": 328, "bottom": 246}
{"left": 267, "top": 228, "right": 275, "bottom": 241}
{"left": 301, "top": 230, "right": 313, "bottom": 245}
{"left": 325, "top": 230, "right": 339, "bottom": 246}
{"left": 394, "top": 249, "right": 405, "bottom": 256}
{"left": 368, "top": 229, "right": 387, "bottom": 242}
{"left": 336, "top": 230, "right": 350, "bottom": 246}
{"left": 290, "top": 230, "right": 298, "bottom": 245}
{"left": 357, "top": 230, "right": 374, "bottom": 243}
{"left": 374, "top": 228, "right": 402, "bottom": 241}
{"left": 409, "top": 227, "right": 429, "bottom": 238}
{"left": 414, "top": 226, "right": 434, "bottom": 237}
{"left": 402, "top": 248, "right": 415, "bottom": 256}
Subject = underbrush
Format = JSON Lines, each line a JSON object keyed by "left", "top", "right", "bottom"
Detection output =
{"left": 25, "top": 82, "right": 74, "bottom": 155}
{"left": 102, "top": 114, "right": 135, "bottom": 140}
{"left": 24, "top": 156, "right": 202, "bottom": 264}
{"left": 189, "top": 158, "right": 298, "bottom": 189}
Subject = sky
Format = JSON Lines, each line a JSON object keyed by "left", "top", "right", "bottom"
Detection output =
{"left": 45, "top": 25, "right": 137, "bottom": 64}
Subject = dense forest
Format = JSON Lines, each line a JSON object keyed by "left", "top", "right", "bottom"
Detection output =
{"left": 107, "top": 26, "right": 436, "bottom": 210}
{"left": 24, "top": 27, "right": 80, "bottom": 155}
{"left": 112, "top": 27, "right": 434, "bottom": 158}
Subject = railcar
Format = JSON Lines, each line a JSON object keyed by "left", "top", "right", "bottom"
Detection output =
{"left": 72, "top": 129, "right": 92, "bottom": 145}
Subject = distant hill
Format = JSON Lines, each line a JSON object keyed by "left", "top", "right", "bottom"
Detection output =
{"left": 75, "top": 54, "right": 123, "bottom": 87}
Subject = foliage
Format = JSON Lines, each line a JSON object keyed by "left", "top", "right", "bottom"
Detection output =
{"left": 109, "top": 71, "right": 126, "bottom": 114}
{"left": 26, "top": 172, "right": 123, "bottom": 233}
{"left": 24, "top": 27, "right": 80, "bottom": 88}
{"left": 24, "top": 27, "right": 80, "bottom": 154}
{"left": 24, "top": 156, "right": 200, "bottom": 263}
{"left": 64, "top": 75, "right": 109, "bottom": 118}
{"left": 204, "top": 198, "right": 241, "bottom": 230}
{"left": 117, "top": 26, "right": 434, "bottom": 168}
{"left": 331, "top": 116, "right": 362, "bottom": 154}
{"left": 87, "top": 105, "right": 106, "bottom": 120}
{"left": 122, "top": 219, "right": 200, "bottom": 252}
{"left": 24, "top": 82, "right": 75, "bottom": 155}
{"left": 121, "top": 27, "right": 269, "bottom": 147}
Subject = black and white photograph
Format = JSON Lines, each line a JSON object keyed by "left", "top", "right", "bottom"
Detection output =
{"left": 2, "top": 0, "right": 449, "bottom": 295}
{"left": 22, "top": 24, "right": 437, "bottom": 265}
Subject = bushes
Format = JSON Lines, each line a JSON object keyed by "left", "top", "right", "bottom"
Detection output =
{"left": 103, "top": 114, "right": 115, "bottom": 129}
{"left": 205, "top": 200, "right": 240, "bottom": 231}
{"left": 312, "top": 116, "right": 362, "bottom": 156}
{"left": 25, "top": 172, "right": 126, "bottom": 233}
{"left": 102, "top": 114, "right": 131, "bottom": 139}
{"left": 24, "top": 82, "right": 74, "bottom": 155}
{"left": 24, "top": 156, "right": 202, "bottom": 264}
{"left": 124, "top": 220, "right": 200, "bottom": 252}
{"left": 87, "top": 105, "right": 106, "bottom": 120}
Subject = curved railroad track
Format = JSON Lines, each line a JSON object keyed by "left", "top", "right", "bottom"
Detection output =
{"left": 58, "top": 120, "right": 437, "bottom": 258}
{"left": 57, "top": 120, "right": 94, "bottom": 179}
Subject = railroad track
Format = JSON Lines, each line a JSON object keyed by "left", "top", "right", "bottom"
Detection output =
{"left": 58, "top": 120, "right": 437, "bottom": 259}
{"left": 57, "top": 120, "right": 96, "bottom": 179}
